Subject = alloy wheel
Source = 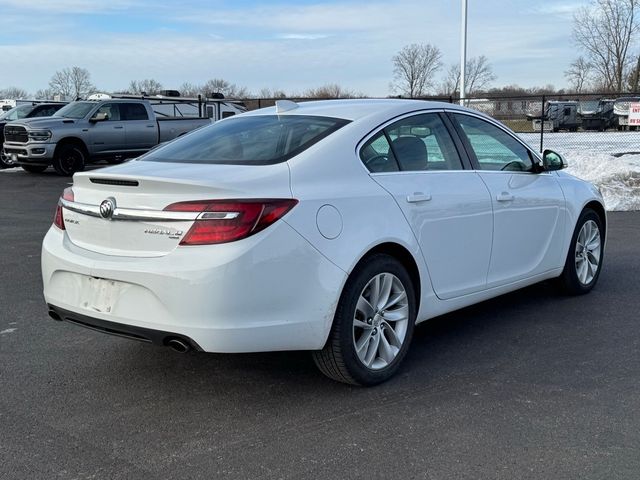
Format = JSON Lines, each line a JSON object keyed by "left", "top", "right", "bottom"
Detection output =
{"left": 353, "top": 272, "right": 409, "bottom": 370}
{"left": 575, "top": 219, "right": 601, "bottom": 285}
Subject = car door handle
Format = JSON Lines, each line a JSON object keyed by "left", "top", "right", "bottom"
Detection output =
{"left": 406, "top": 193, "right": 432, "bottom": 203}
{"left": 113, "top": 126, "right": 124, "bottom": 129}
{"left": 146, "top": 125, "right": 155, "bottom": 128}
{"left": 496, "top": 192, "right": 514, "bottom": 202}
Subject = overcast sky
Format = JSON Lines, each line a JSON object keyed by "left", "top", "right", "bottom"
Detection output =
{"left": 0, "top": 0, "right": 588, "bottom": 96}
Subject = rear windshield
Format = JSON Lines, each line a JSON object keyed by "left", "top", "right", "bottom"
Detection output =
{"left": 141, "top": 115, "right": 350, "bottom": 165}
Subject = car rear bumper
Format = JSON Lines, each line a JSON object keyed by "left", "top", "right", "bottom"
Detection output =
{"left": 47, "top": 304, "right": 204, "bottom": 350}
{"left": 42, "top": 222, "right": 347, "bottom": 353}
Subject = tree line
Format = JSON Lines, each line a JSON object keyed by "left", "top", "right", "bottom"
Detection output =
{"left": 0, "top": 69, "right": 363, "bottom": 101}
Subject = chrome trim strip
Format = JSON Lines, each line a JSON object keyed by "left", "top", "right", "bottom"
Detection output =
{"left": 198, "top": 212, "right": 239, "bottom": 220}
{"left": 60, "top": 198, "right": 199, "bottom": 221}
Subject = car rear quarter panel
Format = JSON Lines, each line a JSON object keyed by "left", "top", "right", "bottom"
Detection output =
{"left": 284, "top": 123, "right": 437, "bottom": 322}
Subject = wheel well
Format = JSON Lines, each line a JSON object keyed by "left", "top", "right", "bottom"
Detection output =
{"left": 54, "top": 137, "right": 88, "bottom": 159}
{"left": 585, "top": 201, "right": 606, "bottom": 238}
{"left": 358, "top": 243, "right": 421, "bottom": 310}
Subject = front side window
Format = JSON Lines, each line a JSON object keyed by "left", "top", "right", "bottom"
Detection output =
{"left": 31, "top": 106, "right": 59, "bottom": 118}
{"left": 142, "top": 115, "right": 349, "bottom": 165}
{"left": 95, "top": 103, "right": 120, "bottom": 121}
{"left": 360, "top": 113, "right": 463, "bottom": 173}
{"left": 454, "top": 114, "right": 533, "bottom": 172}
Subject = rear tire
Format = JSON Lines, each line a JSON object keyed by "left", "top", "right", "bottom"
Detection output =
{"left": 21, "top": 164, "right": 48, "bottom": 173}
{"left": 53, "top": 144, "right": 85, "bottom": 176}
{"left": 313, "top": 254, "right": 416, "bottom": 386}
{"left": 558, "top": 208, "right": 604, "bottom": 295}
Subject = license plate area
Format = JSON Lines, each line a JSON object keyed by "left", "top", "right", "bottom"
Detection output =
{"left": 81, "top": 277, "right": 121, "bottom": 313}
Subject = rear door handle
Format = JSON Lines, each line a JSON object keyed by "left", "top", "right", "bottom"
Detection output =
{"left": 113, "top": 126, "right": 124, "bottom": 129}
{"left": 406, "top": 192, "right": 432, "bottom": 203}
{"left": 496, "top": 192, "right": 514, "bottom": 202}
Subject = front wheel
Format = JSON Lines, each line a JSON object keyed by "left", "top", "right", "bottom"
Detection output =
{"left": 313, "top": 254, "right": 416, "bottom": 386}
{"left": 53, "top": 145, "right": 85, "bottom": 176}
{"left": 558, "top": 208, "right": 604, "bottom": 295}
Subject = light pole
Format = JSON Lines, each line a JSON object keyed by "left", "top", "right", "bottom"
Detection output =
{"left": 460, "top": 0, "right": 468, "bottom": 106}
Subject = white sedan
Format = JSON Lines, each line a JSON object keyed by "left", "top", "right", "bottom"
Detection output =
{"left": 42, "top": 99, "right": 606, "bottom": 385}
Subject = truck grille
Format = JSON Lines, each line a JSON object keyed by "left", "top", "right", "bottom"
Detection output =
{"left": 4, "top": 125, "right": 28, "bottom": 143}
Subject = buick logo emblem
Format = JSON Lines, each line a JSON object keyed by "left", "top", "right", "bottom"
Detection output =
{"left": 99, "top": 198, "right": 116, "bottom": 219}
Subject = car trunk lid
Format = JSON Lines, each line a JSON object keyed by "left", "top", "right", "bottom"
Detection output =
{"left": 62, "top": 160, "right": 292, "bottom": 257}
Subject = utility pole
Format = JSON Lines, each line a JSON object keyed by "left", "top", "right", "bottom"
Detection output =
{"left": 460, "top": 0, "right": 468, "bottom": 106}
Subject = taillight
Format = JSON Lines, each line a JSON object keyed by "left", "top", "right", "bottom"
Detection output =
{"left": 53, "top": 187, "right": 74, "bottom": 230}
{"left": 164, "top": 199, "right": 298, "bottom": 245}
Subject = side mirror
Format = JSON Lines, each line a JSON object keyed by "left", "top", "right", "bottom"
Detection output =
{"left": 89, "top": 112, "right": 108, "bottom": 123}
{"left": 542, "top": 149, "right": 567, "bottom": 171}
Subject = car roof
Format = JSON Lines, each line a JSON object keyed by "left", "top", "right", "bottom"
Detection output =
{"left": 243, "top": 98, "right": 469, "bottom": 122}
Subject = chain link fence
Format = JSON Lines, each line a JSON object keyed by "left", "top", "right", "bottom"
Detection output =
{"left": 244, "top": 92, "right": 640, "bottom": 156}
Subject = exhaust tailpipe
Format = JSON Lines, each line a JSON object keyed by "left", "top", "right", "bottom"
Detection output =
{"left": 166, "top": 338, "right": 191, "bottom": 353}
{"left": 48, "top": 309, "right": 62, "bottom": 321}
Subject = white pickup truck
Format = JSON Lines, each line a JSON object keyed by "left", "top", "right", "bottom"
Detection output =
{"left": 3, "top": 95, "right": 246, "bottom": 175}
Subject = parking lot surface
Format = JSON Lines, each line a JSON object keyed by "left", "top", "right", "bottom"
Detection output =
{"left": 1, "top": 168, "right": 639, "bottom": 480}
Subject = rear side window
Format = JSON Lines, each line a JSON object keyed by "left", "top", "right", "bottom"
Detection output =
{"left": 361, "top": 113, "right": 463, "bottom": 172}
{"left": 142, "top": 115, "right": 350, "bottom": 165}
{"left": 120, "top": 103, "right": 149, "bottom": 121}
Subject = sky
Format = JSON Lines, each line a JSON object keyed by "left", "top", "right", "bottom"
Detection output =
{"left": 0, "top": 0, "right": 588, "bottom": 97}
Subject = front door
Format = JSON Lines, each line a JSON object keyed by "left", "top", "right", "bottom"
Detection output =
{"left": 88, "top": 103, "right": 126, "bottom": 157}
{"left": 451, "top": 113, "right": 566, "bottom": 287}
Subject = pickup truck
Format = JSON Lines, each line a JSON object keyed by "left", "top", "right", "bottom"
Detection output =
{"left": 0, "top": 102, "right": 67, "bottom": 168}
{"left": 3, "top": 97, "right": 245, "bottom": 175}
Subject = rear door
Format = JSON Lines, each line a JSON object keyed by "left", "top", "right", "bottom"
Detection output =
{"left": 88, "top": 103, "right": 126, "bottom": 156}
{"left": 363, "top": 112, "right": 494, "bottom": 300}
{"left": 450, "top": 112, "right": 566, "bottom": 287}
{"left": 120, "top": 102, "right": 157, "bottom": 152}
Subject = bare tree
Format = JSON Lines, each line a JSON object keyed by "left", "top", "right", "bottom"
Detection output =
{"left": 573, "top": 0, "right": 640, "bottom": 91}
{"left": 303, "top": 83, "right": 358, "bottom": 98}
{"left": 565, "top": 56, "right": 593, "bottom": 92}
{"left": 0, "top": 86, "right": 29, "bottom": 99}
{"left": 440, "top": 56, "right": 497, "bottom": 96}
{"left": 49, "top": 66, "right": 96, "bottom": 99}
{"left": 627, "top": 55, "right": 640, "bottom": 91}
{"left": 259, "top": 87, "right": 287, "bottom": 98}
{"left": 179, "top": 82, "right": 202, "bottom": 97}
{"left": 391, "top": 43, "right": 443, "bottom": 97}
{"left": 128, "top": 79, "right": 163, "bottom": 95}
{"left": 202, "top": 78, "right": 250, "bottom": 98}
{"left": 34, "top": 88, "right": 54, "bottom": 100}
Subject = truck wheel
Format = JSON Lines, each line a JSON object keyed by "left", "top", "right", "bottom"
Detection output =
{"left": 53, "top": 145, "right": 85, "bottom": 176}
{"left": 21, "top": 165, "right": 48, "bottom": 173}
{"left": 0, "top": 151, "right": 12, "bottom": 169}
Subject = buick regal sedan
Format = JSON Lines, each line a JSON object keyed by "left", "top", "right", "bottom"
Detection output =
{"left": 43, "top": 99, "right": 605, "bottom": 385}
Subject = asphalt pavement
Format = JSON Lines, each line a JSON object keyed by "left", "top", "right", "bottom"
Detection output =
{"left": 1, "top": 167, "right": 639, "bottom": 480}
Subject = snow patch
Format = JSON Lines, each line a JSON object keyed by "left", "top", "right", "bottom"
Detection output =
{"left": 519, "top": 132, "right": 640, "bottom": 211}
